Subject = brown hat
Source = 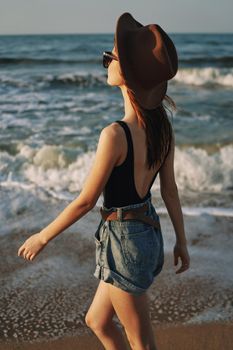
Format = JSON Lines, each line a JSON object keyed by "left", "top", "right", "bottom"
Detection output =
{"left": 115, "top": 12, "right": 178, "bottom": 109}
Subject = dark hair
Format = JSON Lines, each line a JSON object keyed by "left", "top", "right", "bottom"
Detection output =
{"left": 126, "top": 85, "right": 176, "bottom": 171}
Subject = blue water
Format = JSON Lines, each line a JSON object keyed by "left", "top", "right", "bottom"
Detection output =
{"left": 0, "top": 33, "right": 233, "bottom": 233}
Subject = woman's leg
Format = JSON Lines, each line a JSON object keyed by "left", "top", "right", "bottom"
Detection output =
{"left": 108, "top": 284, "right": 157, "bottom": 350}
{"left": 85, "top": 280, "right": 129, "bottom": 350}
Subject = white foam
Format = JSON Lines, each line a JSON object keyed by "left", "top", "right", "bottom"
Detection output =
{"left": 1, "top": 143, "right": 233, "bottom": 208}
{"left": 156, "top": 206, "right": 233, "bottom": 217}
{"left": 174, "top": 67, "right": 233, "bottom": 87}
{"left": 22, "top": 147, "right": 95, "bottom": 193}
{"left": 185, "top": 305, "right": 233, "bottom": 324}
{"left": 170, "top": 144, "right": 233, "bottom": 192}
{"left": 20, "top": 143, "right": 232, "bottom": 196}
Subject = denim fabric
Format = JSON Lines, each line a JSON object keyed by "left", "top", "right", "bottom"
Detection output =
{"left": 93, "top": 194, "right": 164, "bottom": 295}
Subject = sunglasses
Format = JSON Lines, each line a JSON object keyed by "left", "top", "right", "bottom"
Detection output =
{"left": 103, "top": 51, "right": 118, "bottom": 68}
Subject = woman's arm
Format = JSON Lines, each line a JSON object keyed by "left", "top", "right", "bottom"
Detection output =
{"left": 18, "top": 123, "right": 122, "bottom": 260}
{"left": 159, "top": 129, "right": 190, "bottom": 273}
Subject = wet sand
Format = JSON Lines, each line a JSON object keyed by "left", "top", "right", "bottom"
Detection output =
{"left": 1, "top": 321, "right": 232, "bottom": 350}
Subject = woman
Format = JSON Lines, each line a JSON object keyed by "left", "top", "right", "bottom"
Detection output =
{"left": 18, "top": 12, "right": 190, "bottom": 350}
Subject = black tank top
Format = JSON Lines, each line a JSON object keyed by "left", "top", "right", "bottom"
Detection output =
{"left": 103, "top": 120, "right": 160, "bottom": 208}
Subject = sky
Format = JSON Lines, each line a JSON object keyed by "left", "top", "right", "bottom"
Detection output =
{"left": 0, "top": 0, "right": 232, "bottom": 35}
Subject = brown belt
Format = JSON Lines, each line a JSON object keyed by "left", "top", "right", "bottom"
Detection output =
{"left": 100, "top": 202, "right": 161, "bottom": 230}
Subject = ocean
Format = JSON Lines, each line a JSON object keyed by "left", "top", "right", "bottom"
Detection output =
{"left": 1, "top": 33, "right": 233, "bottom": 342}
{"left": 0, "top": 33, "right": 232, "bottom": 222}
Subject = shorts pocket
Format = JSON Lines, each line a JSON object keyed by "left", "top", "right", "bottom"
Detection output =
{"left": 94, "top": 219, "right": 105, "bottom": 265}
{"left": 120, "top": 227, "right": 160, "bottom": 272}
{"left": 94, "top": 219, "right": 105, "bottom": 243}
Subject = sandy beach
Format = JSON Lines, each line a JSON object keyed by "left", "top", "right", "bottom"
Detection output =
{"left": 1, "top": 321, "right": 232, "bottom": 350}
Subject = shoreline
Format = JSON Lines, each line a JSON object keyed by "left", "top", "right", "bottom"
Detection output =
{"left": 1, "top": 321, "right": 232, "bottom": 350}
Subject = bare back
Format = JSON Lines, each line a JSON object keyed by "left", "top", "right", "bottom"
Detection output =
{"left": 113, "top": 120, "right": 162, "bottom": 200}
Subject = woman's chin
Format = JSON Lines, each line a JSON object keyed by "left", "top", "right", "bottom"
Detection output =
{"left": 107, "top": 79, "right": 115, "bottom": 87}
{"left": 107, "top": 78, "right": 120, "bottom": 87}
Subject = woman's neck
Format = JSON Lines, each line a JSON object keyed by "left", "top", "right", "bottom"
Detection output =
{"left": 120, "top": 85, "right": 138, "bottom": 123}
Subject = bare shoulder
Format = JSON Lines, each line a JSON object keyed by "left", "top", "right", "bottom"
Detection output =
{"left": 100, "top": 121, "right": 124, "bottom": 142}
{"left": 103, "top": 121, "right": 123, "bottom": 133}
{"left": 96, "top": 122, "right": 124, "bottom": 162}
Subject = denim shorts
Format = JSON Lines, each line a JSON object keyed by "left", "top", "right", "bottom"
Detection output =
{"left": 93, "top": 194, "right": 164, "bottom": 296}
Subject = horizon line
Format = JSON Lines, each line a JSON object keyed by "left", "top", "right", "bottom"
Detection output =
{"left": 0, "top": 31, "right": 232, "bottom": 36}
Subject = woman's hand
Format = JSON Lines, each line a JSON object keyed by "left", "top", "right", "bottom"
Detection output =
{"left": 18, "top": 233, "right": 47, "bottom": 261}
{"left": 173, "top": 242, "right": 190, "bottom": 274}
